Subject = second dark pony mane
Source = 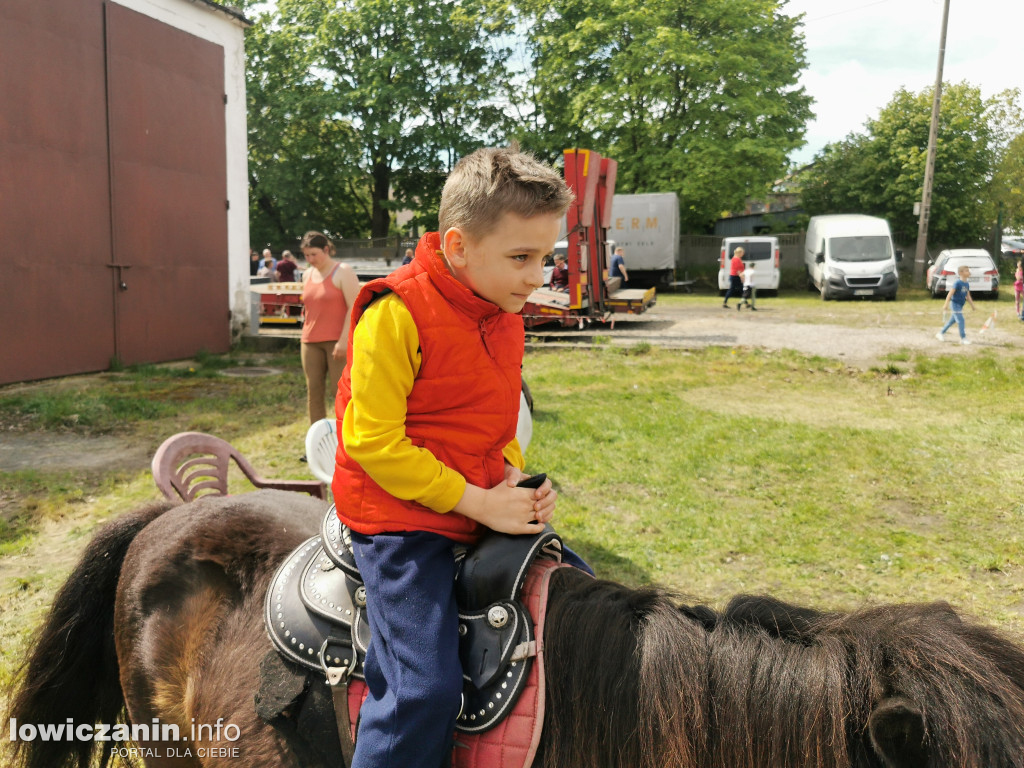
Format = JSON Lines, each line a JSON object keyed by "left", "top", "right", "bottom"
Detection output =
{"left": 539, "top": 567, "right": 1024, "bottom": 768}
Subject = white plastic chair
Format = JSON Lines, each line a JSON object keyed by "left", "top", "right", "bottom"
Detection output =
{"left": 304, "top": 392, "right": 533, "bottom": 489}
{"left": 305, "top": 418, "right": 338, "bottom": 486}
{"left": 516, "top": 390, "right": 533, "bottom": 453}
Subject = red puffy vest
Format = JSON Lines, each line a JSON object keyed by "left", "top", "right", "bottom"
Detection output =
{"left": 332, "top": 232, "right": 524, "bottom": 543}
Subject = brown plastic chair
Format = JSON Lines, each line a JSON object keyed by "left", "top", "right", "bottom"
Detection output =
{"left": 152, "top": 431, "right": 326, "bottom": 502}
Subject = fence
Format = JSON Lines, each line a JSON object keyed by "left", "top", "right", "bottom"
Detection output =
{"left": 270, "top": 231, "right": 1006, "bottom": 290}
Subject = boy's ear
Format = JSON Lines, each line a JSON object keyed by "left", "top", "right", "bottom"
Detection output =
{"left": 444, "top": 227, "right": 469, "bottom": 268}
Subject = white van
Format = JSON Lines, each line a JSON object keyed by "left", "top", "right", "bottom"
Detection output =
{"left": 717, "top": 236, "right": 781, "bottom": 294}
{"left": 804, "top": 214, "right": 901, "bottom": 300}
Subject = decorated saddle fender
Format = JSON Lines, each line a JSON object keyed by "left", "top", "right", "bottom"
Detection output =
{"left": 263, "top": 502, "right": 576, "bottom": 767}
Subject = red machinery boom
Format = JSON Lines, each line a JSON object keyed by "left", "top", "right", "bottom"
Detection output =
{"left": 522, "top": 148, "right": 655, "bottom": 329}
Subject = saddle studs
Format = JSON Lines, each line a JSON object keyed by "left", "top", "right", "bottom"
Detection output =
{"left": 354, "top": 586, "right": 367, "bottom": 607}
{"left": 458, "top": 623, "right": 468, "bottom": 637}
{"left": 487, "top": 606, "right": 509, "bottom": 628}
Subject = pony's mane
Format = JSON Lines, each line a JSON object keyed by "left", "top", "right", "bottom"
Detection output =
{"left": 540, "top": 568, "right": 1024, "bottom": 768}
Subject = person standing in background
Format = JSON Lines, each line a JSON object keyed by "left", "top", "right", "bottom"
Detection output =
{"left": 301, "top": 231, "right": 361, "bottom": 427}
{"left": 609, "top": 246, "right": 629, "bottom": 283}
{"left": 550, "top": 253, "right": 569, "bottom": 291}
{"left": 276, "top": 250, "right": 298, "bottom": 282}
{"left": 262, "top": 248, "right": 277, "bottom": 272}
{"left": 723, "top": 246, "right": 745, "bottom": 308}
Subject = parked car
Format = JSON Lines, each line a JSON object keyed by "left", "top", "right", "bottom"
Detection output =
{"left": 1001, "top": 237, "right": 1024, "bottom": 260}
{"left": 926, "top": 249, "right": 999, "bottom": 299}
{"left": 717, "top": 236, "right": 781, "bottom": 295}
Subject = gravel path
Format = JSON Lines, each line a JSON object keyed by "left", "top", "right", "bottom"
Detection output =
{"left": 526, "top": 297, "right": 1021, "bottom": 369}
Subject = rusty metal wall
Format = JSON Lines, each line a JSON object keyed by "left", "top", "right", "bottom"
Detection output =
{"left": 0, "top": 0, "right": 229, "bottom": 385}
{"left": 0, "top": 0, "right": 116, "bottom": 385}
{"left": 106, "top": 2, "right": 229, "bottom": 365}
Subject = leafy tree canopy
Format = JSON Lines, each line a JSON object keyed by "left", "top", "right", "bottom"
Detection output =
{"left": 514, "top": 0, "right": 813, "bottom": 232}
{"left": 245, "top": 0, "right": 515, "bottom": 243}
{"left": 800, "top": 83, "right": 1023, "bottom": 246}
{"left": 236, "top": 0, "right": 814, "bottom": 240}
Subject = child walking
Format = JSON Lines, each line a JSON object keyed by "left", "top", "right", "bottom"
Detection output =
{"left": 332, "top": 145, "right": 588, "bottom": 768}
{"left": 738, "top": 261, "right": 757, "bottom": 311}
{"left": 935, "top": 264, "right": 976, "bottom": 345}
{"left": 1014, "top": 259, "right": 1023, "bottom": 319}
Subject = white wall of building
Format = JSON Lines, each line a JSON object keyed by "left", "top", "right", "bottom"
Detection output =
{"left": 112, "top": 0, "right": 252, "bottom": 335}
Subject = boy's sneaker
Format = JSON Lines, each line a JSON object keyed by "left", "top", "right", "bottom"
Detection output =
{"left": 961, "top": 338, "right": 971, "bottom": 345}
{"left": 935, "top": 332, "right": 944, "bottom": 341}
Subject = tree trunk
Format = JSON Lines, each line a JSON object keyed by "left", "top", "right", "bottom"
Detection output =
{"left": 371, "top": 159, "right": 391, "bottom": 238}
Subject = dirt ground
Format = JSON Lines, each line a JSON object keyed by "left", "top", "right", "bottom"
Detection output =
{"left": 527, "top": 296, "right": 1021, "bottom": 369}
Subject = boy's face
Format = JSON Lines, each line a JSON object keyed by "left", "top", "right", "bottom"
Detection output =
{"left": 443, "top": 211, "right": 561, "bottom": 313}
{"left": 959, "top": 266, "right": 971, "bottom": 278}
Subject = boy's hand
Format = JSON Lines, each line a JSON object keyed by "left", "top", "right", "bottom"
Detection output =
{"left": 453, "top": 473, "right": 557, "bottom": 534}
{"left": 504, "top": 465, "right": 557, "bottom": 524}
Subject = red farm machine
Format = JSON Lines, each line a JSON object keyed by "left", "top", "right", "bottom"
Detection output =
{"left": 522, "top": 148, "right": 657, "bottom": 329}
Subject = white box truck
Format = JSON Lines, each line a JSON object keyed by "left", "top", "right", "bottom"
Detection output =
{"left": 607, "top": 193, "right": 679, "bottom": 287}
{"left": 804, "top": 214, "right": 901, "bottom": 300}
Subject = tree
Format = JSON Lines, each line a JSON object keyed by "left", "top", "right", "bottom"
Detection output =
{"left": 314, "top": 0, "right": 515, "bottom": 237}
{"left": 245, "top": 4, "right": 369, "bottom": 246}
{"left": 800, "top": 83, "right": 1020, "bottom": 246}
{"left": 243, "top": 0, "right": 516, "bottom": 242}
{"left": 514, "top": 0, "right": 813, "bottom": 232}
{"left": 993, "top": 133, "right": 1024, "bottom": 234}
{"left": 988, "top": 89, "right": 1024, "bottom": 235}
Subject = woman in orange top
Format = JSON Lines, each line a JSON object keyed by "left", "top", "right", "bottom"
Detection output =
{"left": 300, "top": 231, "right": 360, "bottom": 424}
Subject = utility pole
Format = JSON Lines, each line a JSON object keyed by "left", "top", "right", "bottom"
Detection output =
{"left": 913, "top": 0, "right": 951, "bottom": 284}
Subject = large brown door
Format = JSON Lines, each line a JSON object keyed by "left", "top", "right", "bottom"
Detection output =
{"left": 0, "top": 0, "right": 116, "bottom": 384}
{"left": 0, "top": 1, "right": 230, "bottom": 385}
{"left": 105, "top": 2, "right": 229, "bottom": 365}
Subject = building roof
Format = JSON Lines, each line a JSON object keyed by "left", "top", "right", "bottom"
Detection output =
{"left": 184, "top": 0, "right": 252, "bottom": 26}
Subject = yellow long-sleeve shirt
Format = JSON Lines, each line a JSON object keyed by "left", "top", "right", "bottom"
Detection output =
{"left": 341, "top": 293, "right": 525, "bottom": 514}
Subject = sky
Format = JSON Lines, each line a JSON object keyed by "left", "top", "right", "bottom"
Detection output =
{"left": 782, "top": 0, "right": 1024, "bottom": 165}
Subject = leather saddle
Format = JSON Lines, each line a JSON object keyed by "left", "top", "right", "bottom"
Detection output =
{"left": 264, "top": 504, "right": 564, "bottom": 734}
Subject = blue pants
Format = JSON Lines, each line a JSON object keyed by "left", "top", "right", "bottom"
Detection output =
{"left": 349, "top": 531, "right": 593, "bottom": 768}
{"left": 350, "top": 531, "right": 463, "bottom": 768}
{"left": 941, "top": 305, "right": 966, "bottom": 338}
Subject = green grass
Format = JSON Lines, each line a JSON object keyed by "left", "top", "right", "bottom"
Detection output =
{"left": 521, "top": 344, "right": 1024, "bottom": 630}
{"left": 3, "top": 333, "right": 1024, "bottom": 707}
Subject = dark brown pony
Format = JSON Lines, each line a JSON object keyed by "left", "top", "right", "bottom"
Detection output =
{"left": 8, "top": 489, "right": 1024, "bottom": 768}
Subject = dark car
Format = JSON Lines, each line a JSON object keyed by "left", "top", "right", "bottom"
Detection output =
{"left": 1002, "top": 238, "right": 1024, "bottom": 260}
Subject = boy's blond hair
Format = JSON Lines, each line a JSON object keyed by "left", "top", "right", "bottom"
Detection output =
{"left": 438, "top": 145, "right": 574, "bottom": 239}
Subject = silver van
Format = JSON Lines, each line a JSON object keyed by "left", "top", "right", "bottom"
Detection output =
{"left": 717, "top": 236, "right": 781, "bottom": 294}
{"left": 804, "top": 214, "right": 901, "bottom": 300}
